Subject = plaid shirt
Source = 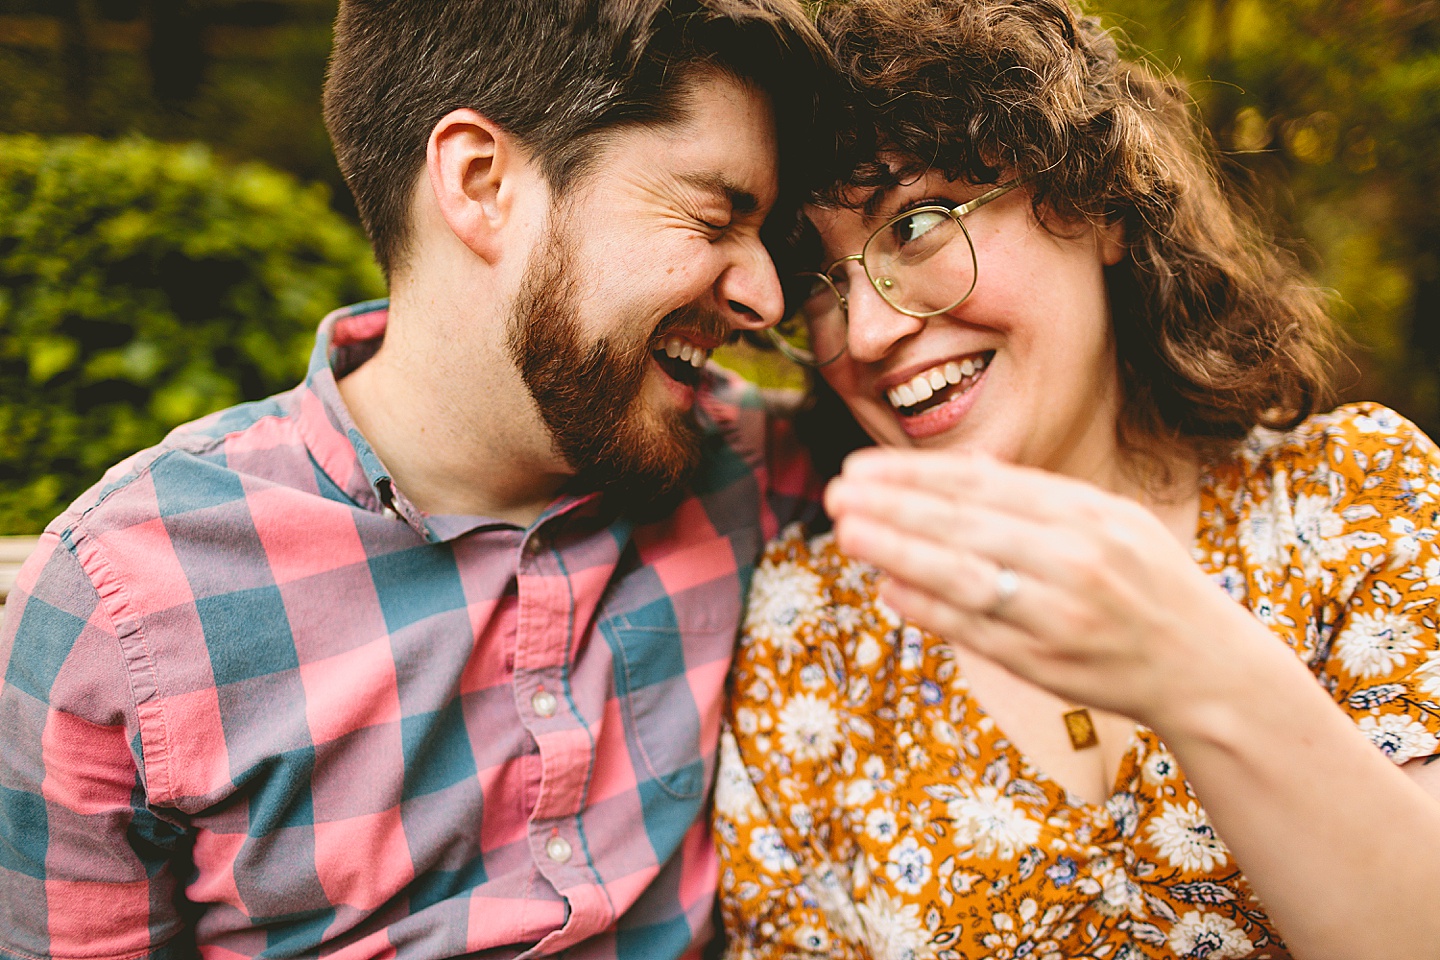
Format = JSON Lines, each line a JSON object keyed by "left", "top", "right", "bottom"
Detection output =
{"left": 0, "top": 302, "right": 819, "bottom": 960}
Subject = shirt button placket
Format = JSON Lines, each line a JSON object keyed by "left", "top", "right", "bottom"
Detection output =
{"left": 531, "top": 688, "right": 557, "bottom": 718}
{"left": 545, "top": 834, "right": 572, "bottom": 864}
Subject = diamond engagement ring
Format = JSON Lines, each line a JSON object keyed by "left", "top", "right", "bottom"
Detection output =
{"left": 986, "top": 565, "right": 1020, "bottom": 617}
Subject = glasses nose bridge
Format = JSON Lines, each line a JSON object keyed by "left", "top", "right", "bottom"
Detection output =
{"left": 824, "top": 251, "right": 865, "bottom": 286}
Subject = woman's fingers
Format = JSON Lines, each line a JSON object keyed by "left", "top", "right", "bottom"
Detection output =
{"left": 828, "top": 474, "right": 1122, "bottom": 595}
{"left": 874, "top": 573, "right": 1090, "bottom": 697}
{"left": 832, "top": 509, "right": 1085, "bottom": 645}
{"left": 832, "top": 511, "right": 1005, "bottom": 613}
{"left": 835, "top": 448, "right": 1105, "bottom": 527}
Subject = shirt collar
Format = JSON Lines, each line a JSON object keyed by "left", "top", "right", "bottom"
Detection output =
{"left": 296, "top": 300, "right": 600, "bottom": 543}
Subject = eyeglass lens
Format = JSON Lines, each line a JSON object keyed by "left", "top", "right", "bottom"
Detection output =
{"left": 771, "top": 207, "right": 980, "bottom": 366}
{"left": 773, "top": 273, "right": 847, "bottom": 365}
{"left": 865, "top": 209, "right": 977, "bottom": 315}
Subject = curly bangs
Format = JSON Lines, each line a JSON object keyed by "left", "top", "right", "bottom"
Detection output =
{"left": 812, "top": 0, "right": 1339, "bottom": 451}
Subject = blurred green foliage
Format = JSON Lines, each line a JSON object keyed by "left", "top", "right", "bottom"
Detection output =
{"left": 1097, "top": 0, "right": 1440, "bottom": 431}
{"left": 0, "top": 1, "right": 348, "bottom": 213}
{"left": 0, "top": 0, "right": 1435, "bottom": 536}
{"left": 0, "top": 134, "right": 385, "bottom": 532}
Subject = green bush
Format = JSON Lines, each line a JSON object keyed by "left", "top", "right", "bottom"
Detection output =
{"left": 0, "top": 134, "right": 386, "bottom": 533}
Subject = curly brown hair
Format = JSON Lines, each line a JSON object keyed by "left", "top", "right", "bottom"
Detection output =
{"left": 803, "top": 0, "right": 1340, "bottom": 463}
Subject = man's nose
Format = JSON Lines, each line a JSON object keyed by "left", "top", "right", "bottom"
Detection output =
{"left": 716, "top": 236, "right": 785, "bottom": 331}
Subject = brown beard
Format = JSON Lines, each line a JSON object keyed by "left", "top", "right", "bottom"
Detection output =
{"left": 506, "top": 219, "right": 715, "bottom": 512}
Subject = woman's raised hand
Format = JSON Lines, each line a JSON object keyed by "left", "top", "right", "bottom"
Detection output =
{"left": 824, "top": 448, "right": 1273, "bottom": 730}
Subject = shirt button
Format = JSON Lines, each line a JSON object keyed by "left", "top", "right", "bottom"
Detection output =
{"left": 545, "top": 835, "right": 572, "bottom": 864}
{"left": 531, "top": 689, "right": 557, "bottom": 718}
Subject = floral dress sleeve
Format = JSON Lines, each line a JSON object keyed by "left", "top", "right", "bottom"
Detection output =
{"left": 714, "top": 525, "right": 873, "bottom": 960}
{"left": 1229, "top": 403, "right": 1440, "bottom": 762}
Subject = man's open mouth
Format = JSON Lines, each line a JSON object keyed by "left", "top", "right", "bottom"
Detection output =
{"left": 886, "top": 351, "right": 993, "bottom": 416}
{"left": 652, "top": 335, "right": 712, "bottom": 388}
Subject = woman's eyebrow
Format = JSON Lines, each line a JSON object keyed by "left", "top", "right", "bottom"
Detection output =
{"left": 861, "top": 187, "right": 895, "bottom": 219}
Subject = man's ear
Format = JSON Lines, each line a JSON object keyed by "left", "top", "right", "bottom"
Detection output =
{"left": 426, "top": 109, "right": 529, "bottom": 265}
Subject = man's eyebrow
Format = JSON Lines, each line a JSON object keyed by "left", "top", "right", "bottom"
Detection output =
{"left": 678, "top": 172, "right": 762, "bottom": 216}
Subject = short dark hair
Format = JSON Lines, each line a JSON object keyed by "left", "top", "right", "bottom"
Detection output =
{"left": 807, "top": 0, "right": 1339, "bottom": 461}
{"left": 324, "top": 0, "right": 832, "bottom": 279}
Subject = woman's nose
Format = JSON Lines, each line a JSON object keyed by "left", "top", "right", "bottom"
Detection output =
{"left": 843, "top": 271, "right": 926, "bottom": 363}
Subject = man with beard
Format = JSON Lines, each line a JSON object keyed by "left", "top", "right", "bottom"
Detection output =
{"left": 0, "top": 2, "right": 829, "bottom": 957}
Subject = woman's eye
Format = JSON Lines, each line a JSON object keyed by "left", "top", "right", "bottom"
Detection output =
{"left": 893, "top": 210, "right": 947, "bottom": 245}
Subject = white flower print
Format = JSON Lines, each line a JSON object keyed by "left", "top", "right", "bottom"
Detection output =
{"left": 1425, "top": 557, "right": 1440, "bottom": 586}
{"left": 1238, "top": 501, "right": 1286, "bottom": 571}
{"left": 1334, "top": 610, "right": 1423, "bottom": 679}
{"left": 1353, "top": 408, "right": 1403, "bottom": 433}
{"left": 846, "top": 778, "right": 877, "bottom": 808}
{"left": 886, "top": 836, "right": 933, "bottom": 894}
{"left": 745, "top": 557, "right": 826, "bottom": 647}
{"left": 1143, "top": 749, "right": 1178, "bottom": 785}
{"left": 899, "top": 625, "right": 926, "bottom": 671}
{"left": 1209, "top": 565, "right": 1248, "bottom": 602}
{"left": 1105, "top": 792, "right": 1140, "bottom": 839}
{"left": 1387, "top": 515, "right": 1435, "bottom": 570}
{"left": 1145, "top": 801, "right": 1230, "bottom": 873}
{"left": 855, "top": 634, "right": 882, "bottom": 668}
{"left": 1357, "top": 714, "right": 1440, "bottom": 763}
{"left": 947, "top": 785, "right": 1042, "bottom": 861}
{"left": 866, "top": 806, "right": 899, "bottom": 843}
{"left": 857, "top": 889, "right": 935, "bottom": 960}
{"left": 1292, "top": 492, "right": 1349, "bottom": 565}
{"left": 748, "top": 826, "right": 797, "bottom": 874}
{"left": 1167, "top": 910, "right": 1254, "bottom": 959}
{"left": 734, "top": 706, "right": 759, "bottom": 736}
{"left": 715, "top": 731, "right": 763, "bottom": 824}
{"left": 790, "top": 925, "right": 830, "bottom": 954}
{"left": 1417, "top": 650, "right": 1440, "bottom": 700}
{"left": 1092, "top": 865, "right": 1142, "bottom": 918}
{"left": 777, "top": 693, "right": 844, "bottom": 762}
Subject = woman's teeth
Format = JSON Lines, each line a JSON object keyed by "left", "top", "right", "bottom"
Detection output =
{"left": 663, "top": 336, "right": 710, "bottom": 369}
{"left": 886, "top": 354, "right": 989, "bottom": 412}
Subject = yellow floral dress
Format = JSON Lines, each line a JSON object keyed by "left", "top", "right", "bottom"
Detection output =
{"left": 716, "top": 404, "right": 1440, "bottom": 960}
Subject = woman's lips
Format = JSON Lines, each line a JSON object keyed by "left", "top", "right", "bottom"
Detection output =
{"left": 886, "top": 351, "right": 993, "bottom": 416}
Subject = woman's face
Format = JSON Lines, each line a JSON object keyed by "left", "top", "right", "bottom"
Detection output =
{"left": 808, "top": 171, "right": 1128, "bottom": 481}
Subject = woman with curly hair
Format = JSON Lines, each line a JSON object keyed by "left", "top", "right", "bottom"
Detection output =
{"left": 714, "top": 1, "right": 1440, "bottom": 957}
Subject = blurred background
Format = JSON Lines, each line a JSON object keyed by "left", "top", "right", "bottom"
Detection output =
{"left": 0, "top": 0, "right": 1437, "bottom": 537}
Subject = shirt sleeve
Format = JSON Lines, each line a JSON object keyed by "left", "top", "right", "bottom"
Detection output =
{"left": 1278, "top": 405, "right": 1440, "bottom": 764}
{"left": 0, "top": 533, "right": 191, "bottom": 960}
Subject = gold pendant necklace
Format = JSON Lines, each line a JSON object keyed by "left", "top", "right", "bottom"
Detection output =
{"left": 1062, "top": 706, "right": 1099, "bottom": 750}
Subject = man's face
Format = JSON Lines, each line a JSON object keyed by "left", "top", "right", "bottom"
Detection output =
{"left": 507, "top": 71, "right": 784, "bottom": 508}
{"left": 508, "top": 220, "right": 727, "bottom": 508}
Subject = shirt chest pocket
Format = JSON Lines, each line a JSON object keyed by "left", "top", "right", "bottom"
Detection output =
{"left": 599, "top": 616, "right": 734, "bottom": 801}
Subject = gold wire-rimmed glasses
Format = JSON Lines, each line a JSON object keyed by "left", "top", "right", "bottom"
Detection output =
{"left": 767, "top": 179, "right": 1023, "bottom": 367}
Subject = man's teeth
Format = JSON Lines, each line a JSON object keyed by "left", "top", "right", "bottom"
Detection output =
{"left": 886, "top": 355, "right": 989, "bottom": 410}
{"left": 663, "top": 336, "right": 710, "bottom": 369}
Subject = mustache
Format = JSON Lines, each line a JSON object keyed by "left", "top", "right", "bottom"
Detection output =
{"left": 653, "top": 303, "right": 732, "bottom": 346}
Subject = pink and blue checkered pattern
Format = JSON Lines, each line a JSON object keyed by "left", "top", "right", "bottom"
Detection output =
{"left": 0, "top": 302, "right": 819, "bottom": 960}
